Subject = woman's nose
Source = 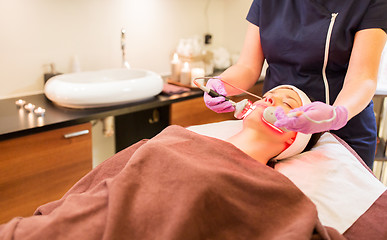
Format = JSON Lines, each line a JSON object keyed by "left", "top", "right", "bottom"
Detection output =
{"left": 264, "top": 96, "right": 274, "bottom": 105}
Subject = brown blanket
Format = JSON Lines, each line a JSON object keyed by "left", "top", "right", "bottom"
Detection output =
{"left": 0, "top": 125, "right": 345, "bottom": 240}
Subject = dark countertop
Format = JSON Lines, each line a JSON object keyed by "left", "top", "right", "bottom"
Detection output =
{"left": 0, "top": 89, "right": 203, "bottom": 140}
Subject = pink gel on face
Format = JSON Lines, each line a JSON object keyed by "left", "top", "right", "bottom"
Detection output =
{"left": 261, "top": 116, "right": 285, "bottom": 133}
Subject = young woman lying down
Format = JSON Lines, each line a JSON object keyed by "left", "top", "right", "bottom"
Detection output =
{"left": 0, "top": 85, "right": 363, "bottom": 240}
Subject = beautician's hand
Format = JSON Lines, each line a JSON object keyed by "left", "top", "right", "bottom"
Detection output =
{"left": 203, "top": 78, "right": 235, "bottom": 113}
{"left": 274, "top": 102, "right": 349, "bottom": 134}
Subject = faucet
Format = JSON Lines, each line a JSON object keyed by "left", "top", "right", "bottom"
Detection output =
{"left": 121, "top": 28, "right": 130, "bottom": 69}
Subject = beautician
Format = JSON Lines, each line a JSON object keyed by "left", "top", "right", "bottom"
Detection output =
{"left": 204, "top": 0, "right": 387, "bottom": 169}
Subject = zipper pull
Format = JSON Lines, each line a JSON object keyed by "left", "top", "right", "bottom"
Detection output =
{"left": 322, "top": 12, "right": 339, "bottom": 105}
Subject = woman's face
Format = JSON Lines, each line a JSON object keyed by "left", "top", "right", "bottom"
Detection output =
{"left": 261, "top": 87, "right": 302, "bottom": 112}
{"left": 243, "top": 87, "right": 302, "bottom": 135}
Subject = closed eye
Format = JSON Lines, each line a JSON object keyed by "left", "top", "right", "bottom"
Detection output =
{"left": 283, "top": 102, "right": 292, "bottom": 108}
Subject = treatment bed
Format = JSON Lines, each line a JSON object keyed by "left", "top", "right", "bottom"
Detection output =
{"left": 188, "top": 120, "right": 387, "bottom": 239}
{"left": 0, "top": 122, "right": 386, "bottom": 239}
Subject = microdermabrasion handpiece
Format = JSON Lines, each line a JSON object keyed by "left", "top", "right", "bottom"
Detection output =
{"left": 234, "top": 99, "right": 253, "bottom": 119}
{"left": 262, "top": 107, "right": 290, "bottom": 132}
{"left": 235, "top": 103, "right": 290, "bottom": 133}
{"left": 193, "top": 79, "right": 264, "bottom": 120}
{"left": 195, "top": 81, "right": 234, "bottom": 102}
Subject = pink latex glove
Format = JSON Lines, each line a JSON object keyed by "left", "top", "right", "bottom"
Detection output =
{"left": 274, "top": 101, "right": 348, "bottom": 134}
{"left": 203, "top": 78, "right": 235, "bottom": 113}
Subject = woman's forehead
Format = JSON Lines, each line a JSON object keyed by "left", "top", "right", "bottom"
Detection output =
{"left": 265, "top": 87, "right": 302, "bottom": 106}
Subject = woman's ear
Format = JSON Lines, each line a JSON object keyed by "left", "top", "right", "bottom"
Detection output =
{"left": 285, "top": 132, "right": 297, "bottom": 145}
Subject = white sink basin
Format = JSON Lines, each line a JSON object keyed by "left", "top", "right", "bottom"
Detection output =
{"left": 44, "top": 68, "right": 164, "bottom": 108}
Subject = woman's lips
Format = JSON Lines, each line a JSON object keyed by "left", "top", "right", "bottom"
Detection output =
{"left": 253, "top": 102, "right": 270, "bottom": 109}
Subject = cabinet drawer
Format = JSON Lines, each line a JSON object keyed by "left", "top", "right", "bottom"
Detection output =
{"left": 0, "top": 122, "right": 92, "bottom": 224}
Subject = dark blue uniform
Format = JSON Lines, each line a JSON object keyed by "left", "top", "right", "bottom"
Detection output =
{"left": 247, "top": 0, "right": 387, "bottom": 169}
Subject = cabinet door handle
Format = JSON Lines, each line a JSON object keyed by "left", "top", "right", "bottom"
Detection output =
{"left": 148, "top": 109, "right": 160, "bottom": 124}
{"left": 64, "top": 130, "right": 90, "bottom": 139}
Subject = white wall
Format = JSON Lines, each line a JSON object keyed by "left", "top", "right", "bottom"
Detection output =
{"left": 223, "top": 0, "right": 252, "bottom": 54}
{"left": 0, "top": 0, "right": 253, "bottom": 99}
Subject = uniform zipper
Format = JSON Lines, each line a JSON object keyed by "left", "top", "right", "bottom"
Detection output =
{"left": 322, "top": 13, "right": 338, "bottom": 104}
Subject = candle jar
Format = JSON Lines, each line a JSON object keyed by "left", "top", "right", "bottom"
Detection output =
{"left": 190, "top": 68, "right": 205, "bottom": 87}
{"left": 180, "top": 62, "right": 192, "bottom": 86}
{"left": 170, "top": 52, "right": 181, "bottom": 82}
{"left": 24, "top": 103, "right": 36, "bottom": 112}
{"left": 34, "top": 107, "right": 46, "bottom": 117}
{"left": 178, "top": 54, "right": 205, "bottom": 86}
{"left": 15, "top": 99, "right": 26, "bottom": 108}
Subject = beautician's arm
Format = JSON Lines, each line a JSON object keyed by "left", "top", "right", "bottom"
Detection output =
{"left": 219, "top": 22, "right": 265, "bottom": 95}
{"left": 334, "top": 28, "right": 387, "bottom": 120}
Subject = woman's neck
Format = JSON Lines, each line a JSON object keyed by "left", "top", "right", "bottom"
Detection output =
{"left": 225, "top": 128, "right": 283, "bottom": 165}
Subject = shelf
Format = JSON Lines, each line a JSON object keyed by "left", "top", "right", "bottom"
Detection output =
{"left": 0, "top": 90, "right": 203, "bottom": 141}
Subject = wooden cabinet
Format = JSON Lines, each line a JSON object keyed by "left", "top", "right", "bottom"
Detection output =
{"left": 171, "top": 83, "right": 264, "bottom": 127}
{"left": 0, "top": 122, "right": 92, "bottom": 224}
{"left": 115, "top": 106, "right": 170, "bottom": 152}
